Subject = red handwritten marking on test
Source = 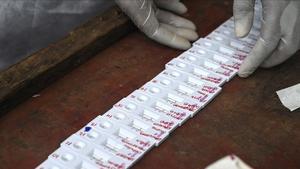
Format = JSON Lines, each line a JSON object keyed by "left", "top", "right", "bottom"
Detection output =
{"left": 107, "top": 161, "right": 126, "bottom": 169}
{"left": 174, "top": 103, "right": 199, "bottom": 112}
{"left": 192, "top": 94, "right": 208, "bottom": 102}
{"left": 130, "top": 125, "right": 164, "bottom": 141}
{"left": 94, "top": 162, "right": 110, "bottom": 169}
{"left": 160, "top": 120, "right": 174, "bottom": 126}
{"left": 116, "top": 153, "right": 134, "bottom": 161}
{"left": 95, "top": 161, "right": 116, "bottom": 169}
{"left": 121, "top": 139, "right": 146, "bottom": 152}
{"left": 123, "top": 144, "right": 140, "bottom": 155}
{"left": 140, "top": 132, "right": 161, "bottom": 140}
{"left": 202, "top": 85, "right": 218, "bottom": 93}
{"left": 166, "top": 113, "right": 184, "bottom": 120}
{"left": 221, "top": 65, "right": 234, "bottom": 73}
{"left": 163, "top": 110, "right": 186, "bottom": 120}
{"left": 233, "top": 53, "right": 247, "bottom": 61}
{"left": 199, "top": 75, "right": 222, "bottom": 84}
{"left": 170, "top": 110, "right": 187, "bottom": 119}
{"left": 152, "top": 126, "right": 166, "bottom": 136}
{"left": 220, "top": 62, "right": 240, "bottom": 70}
{"left": 153, "top": 120, "right": 174, "bottom": 130}
{"left": 153, "top": 107, "right": 185, "bottom": 120}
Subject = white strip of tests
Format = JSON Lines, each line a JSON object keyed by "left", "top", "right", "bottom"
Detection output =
{"left": 157, "top": 69, "right": 222, "bottom": 109}
{"left": 36, "top": 160, "right": 66, "bottom": 169}
{"left": 127, "top": 90, "right": 191, "bottom": 125}
{"left": 74, "top": 125, "right": 149, "bottom": 165}
{"left": 40, "top": 122, "right": 152, "bottom": 169}
{"left": 102, "top": 108, "right": 169, "bottom": 146}
{"left": 140, "top": 80, "right": 202, "bottom": 117}
{"left": 177, "top": 52, "right": 237, "bottom": 80}
{"left": 194, "top": 38, "right": 248, "bottom": 63}
{"left": 113, "top": 98, "right": 180, "bottom": 133}
{"left": 48, "top": 146, "right": 128, "bottom": 169}
{"left": 148, "top": 74, "right": 222, "bottom": 114}
{"left": 37, "top": 1, "right": 263, "bottom": 168}
{"left": 166, "top": 58, "right": 227, "bottom": 86}
{"left": 60, "top": 135, "right": 130, "bottom": 168}
{"left": 186, "top": 46, "right": 241, "bottom": 71}
{"left": 86, "top": 116, "right": 155, "bottom": 151}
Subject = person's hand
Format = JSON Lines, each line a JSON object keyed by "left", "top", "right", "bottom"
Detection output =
{"left": 234, "top": 0, "right": 300, "bottom": 77}
{"left": 115, "top": 0, "right": 198, "bottom": 50}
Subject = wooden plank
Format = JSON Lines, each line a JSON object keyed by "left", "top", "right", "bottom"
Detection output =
{"left": 0, "top": 6, "right": 135, "bottom": 113}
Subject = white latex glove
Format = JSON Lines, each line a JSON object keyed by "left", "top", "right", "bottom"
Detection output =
{"left": 115, "top": 0, "right": 198, "bottom": 50}
{"left": 234, "top": 0, "right": 300, "bottom": 77}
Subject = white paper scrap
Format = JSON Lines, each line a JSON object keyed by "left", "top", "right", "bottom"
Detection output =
{"left": 276, "top": 83, "right": 300, "bottom": 111}
{"left": 205, "top": 155, "right": 253, "bottom": 169}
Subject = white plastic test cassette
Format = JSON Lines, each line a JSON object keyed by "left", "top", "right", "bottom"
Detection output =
{"left": 127, "top": 90, "right": 191, "bottom": 125}
{"left": 102, "top": 108, "right": 169, "bottom": 146}
{"left": 48, "top": 146, "right": 127, "bottom": 169}
{"left": 177, "top": 52, "right": 237, "bottom": 80}
{"left": 160, "top": 68, "right": 221, "bottom": 92}
{"left": 113, "top": 98, "right": 180, "bottom": 132}
{"left": 217, "top": 21, "right": 260, "bottom": 45}
{"left": 150, "top": 74, "right": 221, "bottom": 108}
{"left": 186, "top": 46, "right": 241, "bottom": 71}
{"left": 222, "top": 17, "right": 261, "bottom": 32}
{"left": 166, "top": 58, "right": 226, "bottom": 86}
{"left": 213, "top": 25, "right": 259, "bottom": 47}
{"left": 139, "top": 82, "right": 201, "bottom": 117}
{"left": 75, "top": 126, "right": 147, "bottom": 166}
{"left": 61, "top": 134, "right": 132, "bottom": 168}
{"left": 36, "top": 159, "right": 66, "bottom": 169}
{"left": 87, "top": 116, "right": 155, "bottom": 153}
{"left": 154, "top": 70, "right": 222, "bottom": 109}
{"left": 145, "top": 77, "right": 204, "bottom": 110}
{"left": 206, "top": 32, "right": 253, "bottom": 53}
{"left": 193, "top": 38, "right": 248, "bottom": 63}
{"left": 47, "top": 147, "right": 96, "bottom": 169}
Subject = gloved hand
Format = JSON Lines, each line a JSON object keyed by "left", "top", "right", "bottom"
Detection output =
{"left": 115, "top": 0, "right": 198, "bottom": 50}
{"left": 234, "top": 0, "right": 300, "bottom": 77}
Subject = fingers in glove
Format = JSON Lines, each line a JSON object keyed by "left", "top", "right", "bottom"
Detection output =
{"left": 261, "top": 1, "right": 300, "bottom": 68}
{"left": 115, "top": 0, "right": 159, "bottom": 36}
{"left": 115, "top": 0, "right": 191, "bottom": 50}
{"left": 260, "top": 40, "right": 294, "bottom": 68}
{"left": 233, "top": 0, "right": 255, "bottom": 37}
{"left": 152, "top": 26, "right": 191, "bottom": 50}
{"left": 154, "top": 0, "right": 187, "bottom": 14}
{"left": 156, "top": 9, "right": 196, "bottom": 30}
{"left": 160, "top": 23, "right": 198, "bottom": 41}
{"left": 238, "top": 0, "right": 289, "bottom": 78}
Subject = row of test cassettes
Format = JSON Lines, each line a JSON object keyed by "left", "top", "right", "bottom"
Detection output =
{"left": 36, "top": 2, "right": 262, "bottom": 169}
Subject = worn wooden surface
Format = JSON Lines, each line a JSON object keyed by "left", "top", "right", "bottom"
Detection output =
{"left": 0, "top": 6, "right": 134, "bottom": 113}
{"left": 0, "top": 0, "right": 300, "bottom": 169}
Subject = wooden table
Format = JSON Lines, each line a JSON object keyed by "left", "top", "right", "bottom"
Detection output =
{"left": 0, "top": 0, "right": 299, "bottom": 168}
